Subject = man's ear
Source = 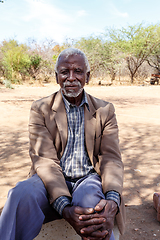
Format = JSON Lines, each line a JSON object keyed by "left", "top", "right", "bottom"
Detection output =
{"left": 86, "top": 72, "right": 90, "bottom": 84}
{"left": 55, "top": 72, "right": 59, "bottom": 84}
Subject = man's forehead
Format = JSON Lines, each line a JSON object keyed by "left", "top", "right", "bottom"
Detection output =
{"left": 58, "top": 54, "right": 86, "bottom": 67}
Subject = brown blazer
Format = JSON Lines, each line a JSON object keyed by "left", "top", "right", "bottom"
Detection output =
{"left": 28, "top": 90, "right": 126, "bottom": 234}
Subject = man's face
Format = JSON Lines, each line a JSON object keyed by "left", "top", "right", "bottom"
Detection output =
{"left": 56, "top": 54, "right": 90, "bottom": 98}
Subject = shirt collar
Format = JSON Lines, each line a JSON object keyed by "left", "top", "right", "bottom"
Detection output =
{"left": 61, "top": 89, "right": 90, "bottom": 113}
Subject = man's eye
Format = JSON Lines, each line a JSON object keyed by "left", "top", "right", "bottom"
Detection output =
{"left": 75, "top": 69, "right": 82, "bottom": 73}
{"left": 61, "top": 71, "right": 68, "bottom": 75}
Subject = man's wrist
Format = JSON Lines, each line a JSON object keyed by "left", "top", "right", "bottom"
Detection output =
{"left": 105, "top": 191, "right": 121, "bottom": 214}
{"left": 105, "top": 191, "right": 120, "bottom": 206}
{"left": 52, "top": 196, "right": 71, "bottom": 216}
{"left": 62, "top": 205, "right": 72, "bottom": 219}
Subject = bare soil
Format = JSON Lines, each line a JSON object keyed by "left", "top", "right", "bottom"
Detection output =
{"left": 0, "top": 84, "right": 160, "bottom": 240}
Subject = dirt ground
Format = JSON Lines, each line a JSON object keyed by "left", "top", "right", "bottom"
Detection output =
{"left": 0, "top": 83, "right": 160, "bottom": 240}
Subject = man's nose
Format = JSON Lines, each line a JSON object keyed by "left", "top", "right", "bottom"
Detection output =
{"left": 67, "top": 71, "right": 75, "bottom": 81}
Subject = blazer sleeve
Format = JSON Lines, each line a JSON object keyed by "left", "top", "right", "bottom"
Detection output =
{"left": 29, "top": 100, "right": 71, "bottom": 204}
{"left": 98, "top": 103, "right": 124, "bottom": 196}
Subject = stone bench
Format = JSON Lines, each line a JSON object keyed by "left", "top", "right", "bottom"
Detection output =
{"left": 34, "top": 219, "right": 119, "bottom": 240}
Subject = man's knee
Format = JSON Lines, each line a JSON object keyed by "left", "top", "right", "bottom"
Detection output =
{"left": 72, "top": 174, "right": 105, "bottom": 208}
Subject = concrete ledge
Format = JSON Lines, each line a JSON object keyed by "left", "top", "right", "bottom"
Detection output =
{"left": 34, "top": 219, "right": 80, "bottom": 240}
{"left": 34, "top": 219, "right": 119, "bottom": 240}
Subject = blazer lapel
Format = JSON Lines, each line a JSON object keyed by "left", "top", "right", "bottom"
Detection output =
{"left": 52, "top": 90, "right": 97, "bottom": 161}
{"left": 52, "top": 90, "right": 68, "bottom": 154}
{"left": 85, "top": 94, "right": 96, "bottom": 163}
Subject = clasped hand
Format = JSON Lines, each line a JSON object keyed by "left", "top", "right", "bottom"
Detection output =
{"left": 62, "top": 199, "right": 118, "bottom": 240}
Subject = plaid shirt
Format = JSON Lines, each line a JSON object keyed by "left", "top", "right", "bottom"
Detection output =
{"left": 53, "top": 91, "right": 120, "bottom": 215}
{"left": 60, "top": 91, "right": 94, "bottom": 179}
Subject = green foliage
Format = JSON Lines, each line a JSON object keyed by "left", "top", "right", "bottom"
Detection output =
{"left": 0, "top": 40, "right": 46, "bottom": 83}
{"left": 147, "top": 43, "right": 160, "bottom": 73}
{"left": 76, "top": 36, "right": 103, "bottom": 75}
{"left": 52, "top": 55, "right": 58, "bottom": 63}
{"left": 75, "top": 36, "right": 121, "bottom": 81}
{"left": 0, "top": 40, "right": 31, "bottom": 82}
{"left": 30, "top": 54, "right": 42, "bottom": 69}
{"left": 107, "top": 23, "right": 160, "bottom": 82}
{"left": 27, "top": 54, "right": 42, "bottom": 80}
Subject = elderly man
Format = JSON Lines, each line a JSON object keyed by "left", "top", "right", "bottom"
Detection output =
{"left": 0, "top": 48, "right": 125, "bottom": 240}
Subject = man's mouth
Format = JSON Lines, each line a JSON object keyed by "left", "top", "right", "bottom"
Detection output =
{"left": 65, "top": 85, "right": 78, "bottom": 90}
{"left": 62, "top": 81, "right": 83, "bottom": 97}
{"left": 63, "top": 82, "right": 80, "bottom": 91}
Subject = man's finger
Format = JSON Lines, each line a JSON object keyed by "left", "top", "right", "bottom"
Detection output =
{"left": 81, "top": 225, "right": 108, "bottom": 238}
{"left": 80, "top": 223, "right": 106, "bottom": 234}
{"left": 94, "top": 199, "right": 107, "bottom": 212}
{"left": 74, "top": 206, "right": 94, "bottom": 215}
{"left": 79, "top": 216, "right": 106, "bottom": 226}
{"left": 79, "top": 213, "right": 103, "bottom": 221}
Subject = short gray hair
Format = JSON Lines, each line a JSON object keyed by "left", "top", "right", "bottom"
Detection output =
{"left": 55, "top": 48, "right": 90, "bottom": 73}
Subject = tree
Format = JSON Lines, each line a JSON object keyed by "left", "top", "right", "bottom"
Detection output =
{"left": 108, "top": 23, "right": 160, "bottom": 83}
{"left": 0, "top": 39, "right": 55, "bottom": 83}
{"left": 147, "top": 44, "right": 160, "bottom": 73}
{"left": 52, "top": 40, "right": 76, "bottom": 64}
{"left": 98, "top": 40, "right": 122, "bottom": 82}
{"left": 27, "top": 38, "right": 56, "bottom": 81}
{"left": 75, "top": 37, "right": 105, "bottom": 78}
{"left": 75, "top": 36, "right": 121, "bottom": 83}
{"left": 0, "top": 40, "right": 31, "bottom": 81}
{"left": 27, "top": 54, "right": 42, "bottom": 80}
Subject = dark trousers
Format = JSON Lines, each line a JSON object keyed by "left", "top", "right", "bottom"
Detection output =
{"left": 0, "top": 174, "right": 115, "bottom": 240}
